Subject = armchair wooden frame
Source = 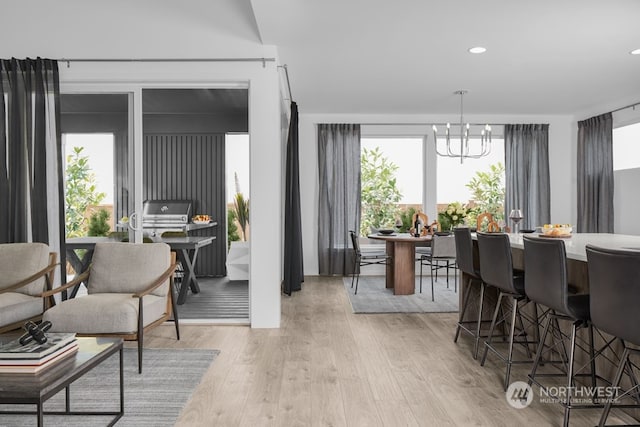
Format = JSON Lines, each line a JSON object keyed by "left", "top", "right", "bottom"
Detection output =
{"left": 0, "top": 252, "right": 58, "bottom": 334}
{"left": 42, "top": 252, "right": 180, "bottom": 373}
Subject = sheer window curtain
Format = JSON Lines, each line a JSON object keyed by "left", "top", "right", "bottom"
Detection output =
{"left": 504, "top": 124, "right": 550, "bottom": 230}
{"left": 317, "top": 124, "right": 361, "bottom": 275}
{"left": 0, "top": 58, "right": 64, "bottom": 284}
{"left": 577, "top": 113, "right": 613, "bottom": 233}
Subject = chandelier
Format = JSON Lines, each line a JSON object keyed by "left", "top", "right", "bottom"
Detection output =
{"left": 432, "top": 90, "right": 492, "bottom": 163}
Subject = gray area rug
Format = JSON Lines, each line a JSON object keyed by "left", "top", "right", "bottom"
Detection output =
{"left": 343, "top": 275, "right": 460, "bottom": 313}
{"left": 0, "top": 348, "right": 218, "bottom": 427}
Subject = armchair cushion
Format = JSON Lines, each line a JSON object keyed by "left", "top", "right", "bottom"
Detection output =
{"left": 0, "top": 242, "right": 50, "bottom": 296}
{"left": 44, "top": 293, "right": 168, "bottom": 334}
{"left": 0, "top": 293, "right": 43, "bottom": 327}
{"left": 87, "top": 242, "right": 171, "bottom": 297}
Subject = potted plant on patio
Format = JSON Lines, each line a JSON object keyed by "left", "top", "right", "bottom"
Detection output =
{"left": 227, "top": 173, "right": 249, "bottom": 281}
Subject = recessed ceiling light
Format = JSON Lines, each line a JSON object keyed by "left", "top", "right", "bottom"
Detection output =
{"left": 631, "top": 48, "right": 640, "bottom": 55}
{"left": 468, "top": 46, "right": 487, "bottom": 54}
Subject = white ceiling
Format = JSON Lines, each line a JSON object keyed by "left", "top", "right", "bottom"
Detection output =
{"left": 250, "top": 0, "right": 640, "bottom": 116}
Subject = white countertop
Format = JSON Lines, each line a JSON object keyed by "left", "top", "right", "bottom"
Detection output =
{"left": 504, "top": 233, "right": 640, "bottom": 262}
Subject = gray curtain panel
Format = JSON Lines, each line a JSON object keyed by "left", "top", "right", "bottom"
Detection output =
{"left": 504, "top": 124, "right": 550, "bottom": 230}
{"left": 0, "top": 58, "right": 64, "bottom": 281}
{"left": 577, "top": 113, "right": 614, "bottom": 233}
{"left": 317, "top": 124, "right": 361, "bottom": 275}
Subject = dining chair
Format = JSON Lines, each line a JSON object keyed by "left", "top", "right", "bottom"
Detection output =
{"left": 478, "top": 232, "right": 537, "bottom": 391}
{"left": 586, "top": 245, "right": 640, "bottom": 427}
{"left": 524, "top": 236, "right": 595, "bottom": 427}
{"left": 418, "top": 233, "right": 456, "bottom": 301}
{"left": 349, "top": 230, "right": 391, "bottom": 294}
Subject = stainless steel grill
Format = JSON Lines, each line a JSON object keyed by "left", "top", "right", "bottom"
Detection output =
{"left": 142, "top": 200, "right": 192, "bottom": 232}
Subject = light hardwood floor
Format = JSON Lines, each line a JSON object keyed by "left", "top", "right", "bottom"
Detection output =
{"left": 145, "top": 276, "right": 634, "bottom": 426}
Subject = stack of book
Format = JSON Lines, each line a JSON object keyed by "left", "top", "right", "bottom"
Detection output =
{"left": 0, "top": 333, "right": 78, "bottom": 374}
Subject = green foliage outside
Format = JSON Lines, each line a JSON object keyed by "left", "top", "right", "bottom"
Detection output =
{"left": 233, "top": 172, "right": 249, "bottom": 241}
{"left": 360, "top": 147, "right": 402, "bottom": 235}
{"left": 87, "top": 209, "right": 110, "bottom": 236}
{"left": 65, "top": 146, "right": 106, "bottom": 238}
{"left": 465, "top": 162, "right": 505, "bottom": 226}
{"left": 227, "top": 208, "right": 240, "bottom": 248}
{"left": 397, "top": 206, "right": 417, "bottom": 233}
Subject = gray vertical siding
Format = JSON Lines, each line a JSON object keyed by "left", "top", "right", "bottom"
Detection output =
{"left": 143, "top": 134, "right": 226, "bottom": 276}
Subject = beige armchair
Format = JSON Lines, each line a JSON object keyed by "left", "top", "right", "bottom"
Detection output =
{"left": 43, "top": 242, "right": 179, "bottom": 373}
{"left": 0, "top": 243, "right": 57, "bottom": 334}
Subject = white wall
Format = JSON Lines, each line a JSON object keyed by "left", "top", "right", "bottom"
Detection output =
{"left": 300, "top": 113, "right": 574, "bottom": 275}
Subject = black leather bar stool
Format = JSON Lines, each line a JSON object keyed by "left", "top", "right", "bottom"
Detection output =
{"left": 586, "top": 245, "right": 640, "bottom": 427}
{"left": 478, "top": 232, "right": 537, "bottom": 391}
{"left": 453, "top": 227, "right": 490, "bottom": 359}
{"left": 524, "top": 236, "right": 595, "bottom": 427}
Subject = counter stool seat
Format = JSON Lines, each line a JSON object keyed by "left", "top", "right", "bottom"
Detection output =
{"left": 524, "top": 236, "right": 597, "bottom": 427}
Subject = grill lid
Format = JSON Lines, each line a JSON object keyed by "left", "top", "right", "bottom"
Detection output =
{"left": 142, "top": 200, "right": 192, "bottom": 227}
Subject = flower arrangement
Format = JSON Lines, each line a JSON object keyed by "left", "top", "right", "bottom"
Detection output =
{"left": 438, "top": 202, "right": 469, "bottom": 231}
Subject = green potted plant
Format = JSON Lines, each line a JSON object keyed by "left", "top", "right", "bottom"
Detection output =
{"left": 227, "top": 173, "right": 249, "bottom": 281}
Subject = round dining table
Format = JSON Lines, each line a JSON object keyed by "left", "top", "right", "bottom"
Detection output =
{"left": 367, "top": 233, "right": 432, "bottom": 295}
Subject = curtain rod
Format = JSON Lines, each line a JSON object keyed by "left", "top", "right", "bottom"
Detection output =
{"left": 59, "top": 57, "right": 276, "bottom": 67}
{"left": 358, "top": 122, "right": 511, "bottom": 126}
{"left": 610, "top": 101, "right": 640, "bottom": 114}
{"left": 277, "top": 64, "right": 293, "bottom": 102}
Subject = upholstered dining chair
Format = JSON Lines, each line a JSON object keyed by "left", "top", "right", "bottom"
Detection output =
{"left": 0, "top": 243, "right": 58, "bottom": 334}
{"left": 418, "top": 233, "right": 457, "bottom": 301}
{"left": 43, "top": 242, "right": 179, "bottom": 373}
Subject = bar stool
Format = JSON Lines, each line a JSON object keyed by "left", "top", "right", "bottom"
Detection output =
{"left": 524, "top": 236, "right": 595, "bottom": 427}
{"left": 478, "top": 232, "right": 537, "bottom": 391}
{"left": 453, "top": 227, "right": 491, "bottom": 359}
{"left": 586, "top": 245, "right": 640, "bottom": 427}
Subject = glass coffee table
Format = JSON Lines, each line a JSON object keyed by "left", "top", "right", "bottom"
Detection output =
{"left": 0, "top": 336, "right": 123, "bottom": 427}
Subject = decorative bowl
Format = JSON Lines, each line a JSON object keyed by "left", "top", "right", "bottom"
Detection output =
{"left": 541, "top": 224, "right": 572, "bottom": 237}
{"left": 378, "top": 229, "right": 395, "bottom": 235}
{"left": 193, "top": 220, "right": 210, "bottom": 225}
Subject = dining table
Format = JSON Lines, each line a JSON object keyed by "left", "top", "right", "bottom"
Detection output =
{"left": 367, "top": 233, "right": 432, "bottom": 295}
{"left": 65, "top": 235, "right": 215, "bottom": 304}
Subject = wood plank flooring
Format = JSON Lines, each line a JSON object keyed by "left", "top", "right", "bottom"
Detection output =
{"left": 144, "top": 276, "right": 635, "bottom": 426}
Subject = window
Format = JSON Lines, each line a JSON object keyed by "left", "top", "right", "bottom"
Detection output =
{"left": 360, "top": 137, "right": 422, "bottom": 234}
{"left": 62, "top": 133, "right": 114, "bottom": 237}
{"left": 436, "top": 137, "right": 504, "bottom": 205}
{"left": 613, "top": 122, "right": 640, "bottom": 171}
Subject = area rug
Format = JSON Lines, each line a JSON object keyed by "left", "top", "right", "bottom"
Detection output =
{"left": 343, "top": 275, "right": 459, "bottom": 313}
{"left": 0, "top": 348, "right": 218, "bottom": 427}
